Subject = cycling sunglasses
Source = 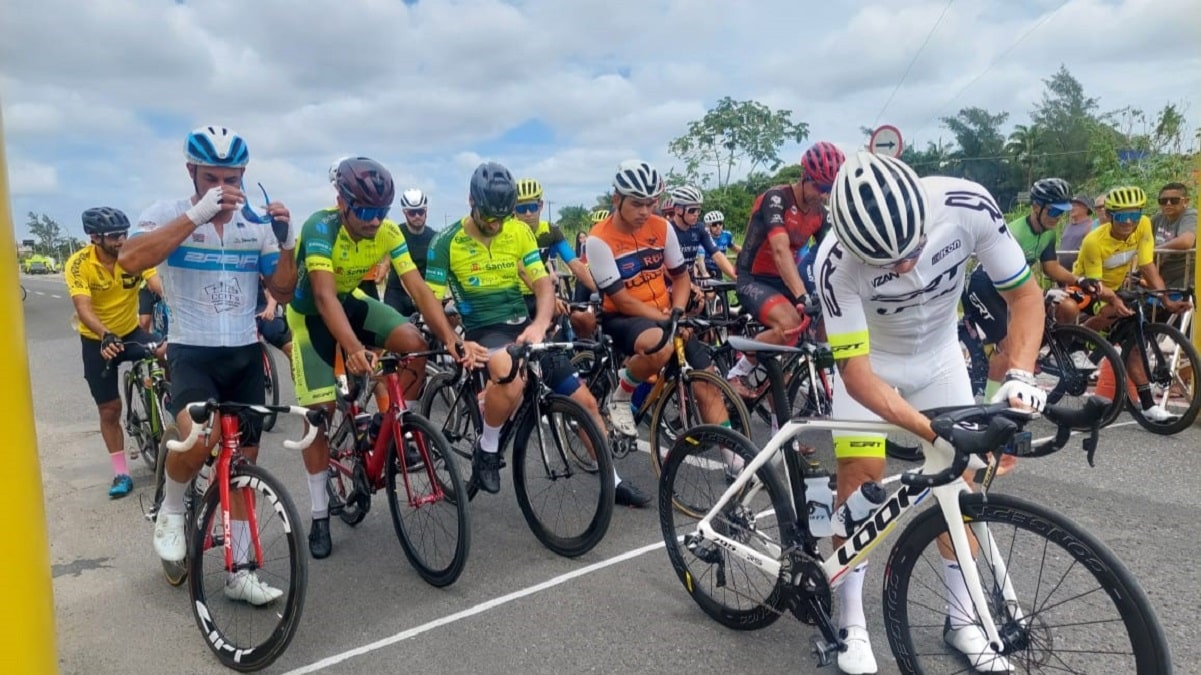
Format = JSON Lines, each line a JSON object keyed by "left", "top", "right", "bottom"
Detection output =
{"left": 102, "top": 230, "right": 129, "bottom": 240}
{"left": 404, "top": 208, "right": 427, "bottom": 217}
{"left": 1046, "top": 205, "right": 1067, "bottom": 218}
{"left": 1158, "top": 196, "right": 1185, "bottom": 206}
{"left": 1110, "top": 210, "right": 1142, "bottom": 224}
{"left": 514, "top": 202, "right": 541, "bottom": 215}
{"left": 683, "top": 207, "right": 701, "bottom": 215}
{"left": 350, "top": 205, "right": 390, "bottom": 222}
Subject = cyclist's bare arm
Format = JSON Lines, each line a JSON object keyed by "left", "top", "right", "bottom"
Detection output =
{"left": 768, "top": 231, "right": 807, "bottom": 300}
{"left": 1041, "top": 259, "right": 1077, "bottom": 287}
{"left": 120, "top": 185, "right": 244, "bottom": 274}
{"left": 838, "top": 354, "right": 936, "bottom": 443}
{"left": 567, "top": 258, "right": 597, "bottom": 292}
{"left": 713, "top": 251, "right": 737, "bottom": 279}
{"left": 997, "top": 278, "right": 1044, "bottom": 373}
{"left": 145, "top": 274, "right": 165, "bottom": 298}
{"left": 1138, "top": 262, "right": 1190, "bottom": 312}
{"left": 525, "top": 274, "right": 555, "bottom": 337}
{"left": 309, "top": 269, "right": 368, "bottom": 365}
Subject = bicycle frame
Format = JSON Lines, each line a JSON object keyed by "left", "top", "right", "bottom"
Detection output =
{"left": 690, "top": 417, "right": 1018, "bottom": 650}
{"left": 207, "top": 412, "right": 266, "bottom": 575}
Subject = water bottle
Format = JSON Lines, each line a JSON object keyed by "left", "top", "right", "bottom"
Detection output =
{"left": 833, "top": 481, "right": 886, "bottom": 539}
{"left": 804, "top": 467, "right": 835, "bottom": 538}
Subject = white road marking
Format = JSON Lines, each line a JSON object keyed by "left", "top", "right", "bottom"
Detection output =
{"left": 283, "top": 540, "right": 667, "bottom": 674}
{"left": 51, "top": 294, "right": 62, "bottom": 298}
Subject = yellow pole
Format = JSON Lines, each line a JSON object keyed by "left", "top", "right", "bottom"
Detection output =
{"left": 0, "top": 106, "right": 58, "bottom": 671}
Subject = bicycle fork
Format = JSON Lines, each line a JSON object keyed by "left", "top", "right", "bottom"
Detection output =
{"left": 215, "top": 414, "right": 263, "bottom": 574}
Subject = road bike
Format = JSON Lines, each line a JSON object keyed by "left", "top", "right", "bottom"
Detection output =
{"left": 164, "top": 400, "right": 324, "bottom": 672}
{"left": 659, "top": 398, "right": 1171, "bottom": 673}
{"left": 114, "top": 340, "right": 170, "bottom": 469}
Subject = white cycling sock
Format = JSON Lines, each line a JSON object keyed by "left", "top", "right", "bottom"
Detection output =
{"left": 728, "top": 356, "right": 754, "bottom": 379}
{"left": 161, "top": 476, "right": 188, "bottom": 516}
{"left": 308, "top": 471, "right": 328, "bottom": 519}
{"left": 231, "top": 519, "right": 250, "bottom": 566}
{"left": 837, "top": 563, "right": 869, "bottom": 629}
{"left": 481, "top": 422, "right": 502, "bottom": 453}
{"left": 943, "top": 558, "right": 976, "bottom": 629}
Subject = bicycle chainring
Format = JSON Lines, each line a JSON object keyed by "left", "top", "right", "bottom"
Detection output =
{"left": 785, "top": 549, "right": 833, "bottom": 626}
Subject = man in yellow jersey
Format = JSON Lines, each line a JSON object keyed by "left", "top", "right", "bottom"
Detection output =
{"left": 66, "top": 207, "right": 164, "bottom": 498}
{"left": 288, "top": 157, "right": 472, "bottom": 559}
{"left": 1074, "top": 186, "right": 1191, "bottom": 423}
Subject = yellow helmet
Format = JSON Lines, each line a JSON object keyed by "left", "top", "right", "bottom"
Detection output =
{"left": 1105, "top": 186, "right": 1147, "bottom": 211}
{"left": 589, "top": 209, "right": 610, "bottom": 224}
{"left": 515, "top": 178, "right": 543, "bottom": 202}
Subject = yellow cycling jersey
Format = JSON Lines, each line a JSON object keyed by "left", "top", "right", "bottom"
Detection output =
{"left": 65, "top": 245, "right": 157, "bottom": 339}
{"left": 426, "top": 217, "right": 547, "bottom": 334}
{"left": 291, "top": 208, "right": 417, "bottom": 315}
{"left": 1072, "top": 216, "right": 1154, "bottom": 291}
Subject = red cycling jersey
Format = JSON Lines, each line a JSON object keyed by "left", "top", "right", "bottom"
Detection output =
{"left": 736, "top": 184, "right": 825, "bottom": 277}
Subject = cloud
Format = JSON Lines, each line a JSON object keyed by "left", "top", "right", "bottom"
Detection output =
{"left": 2, "top": 0, "right": 1198, "bottom": 238}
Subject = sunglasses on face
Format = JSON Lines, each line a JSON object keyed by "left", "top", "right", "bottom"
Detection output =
{"left": 404, "top": 208, "right": 427, "bottom": 217}
{"left": 514, "top": 202, "right": 541, "bottom": 215}
{"left": 1046, "top": 205, "right": 1067, "bottom": 218}
{"left": 350, "top": 205, "right": 390, "bottom": 222}
{"left": 1110, "top": 210, "right": 1142, "bottom": 224}
{"left": 813, "top": 181, "right": 832, "bottom": 194}
{"left": 684, "top": 207, "right": 701, "bottom": 215}
{"left": 102, "top": 230, "right": 129, "bottom": 241}
{"left": 475, "top": 210, "right": 508, "bottom": 225}
{"left": 1159, "top": 196, "right": 1185, "bottom": 206}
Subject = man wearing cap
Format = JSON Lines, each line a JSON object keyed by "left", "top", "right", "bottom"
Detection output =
{"left": 1058, "top": 194, "right": 1095, "bottom": 270}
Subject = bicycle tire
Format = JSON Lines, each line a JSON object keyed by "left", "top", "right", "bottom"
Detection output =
{"left": 882, "top": 491, "right": 1171, "bottom": 674}
{"left": 512, "top": 395, "right": 614, "bottom": 558}
{"left": 659, "top": 424, "right": 794, "bottom": 631}
{"left": 21, "top": 285, "right": 27, "bottom": 302}
{"left": 386, "top": 412, "right": 471, "bottom": 587}
{"left": 327, "top": 463, "right": 368, "bottom": 526}
{"left": 188, "top": 463, "right": 307, "bottom": 672}
{"left": 419, "top": 371, "right": 481, "bottom": 501}
{"left": 123, "top": 371, "right": 156, "bottom": 470}
{"left": 261, "top": 343, "right": 280, "bottom": 432}
{"left": 649, "top": 369, "right": 752, "bottom": 482}
{"left": 155, "top": 424, "right": 187, "bottom": 587}
{"left": 1042, "top": 323, "right": 1126, "bottom": 428}
{"left": 1124, "top": 321, "right": 1201, "bottom": 434}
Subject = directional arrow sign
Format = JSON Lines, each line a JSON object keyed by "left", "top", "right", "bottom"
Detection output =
{"left": 869, "top": 125, "right": 904, "bottom": 158}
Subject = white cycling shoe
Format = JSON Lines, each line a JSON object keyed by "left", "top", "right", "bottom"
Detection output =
{"left": 1141, "top": 404, "right": 1179, "bottom": 423}
{"left": 153, "top": 513, "right": 186, "bottom": 562}
{"left": 606, "top": 398, "right": 638, "bottom": 437}
{"left": 838, "top": 625, "right": 878, "bottom": 674}
{"left": 945, "top": 623, "right": 1013, "bottom": 672}
{"left": 224, "top": 570, "right": 284, "bottom": 606}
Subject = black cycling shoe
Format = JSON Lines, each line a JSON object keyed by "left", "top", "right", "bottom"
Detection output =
{"left": 308, "top": 517, "right": 331, "bottom": 559}
{"left": 615, "top": 481, "right": 651, "bottom": 508}
{"left": 473, "top": 444, "right": 502, "bottom": 494}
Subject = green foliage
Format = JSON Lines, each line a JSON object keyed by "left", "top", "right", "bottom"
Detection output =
{"left": 668, "top": 97, "right": 809, "bottom": 188}
{"left": 555, "top": 205, "right": 591, "bottom": 238}
{"left": 27, "top": 212, "right": 62, "bottom": 254}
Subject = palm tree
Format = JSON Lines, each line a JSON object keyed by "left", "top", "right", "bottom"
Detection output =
{"left": 1006, "top": 124, "right": 1041, "bottom": 187}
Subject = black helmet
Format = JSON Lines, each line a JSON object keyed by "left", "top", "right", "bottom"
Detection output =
{"left": 335, "top": 157, "right": 395, "bottom": 208}
{"left": 82, "top": 207, "right": 131, "bottom": 235}
{"left": 1029, "top": 178, "right": 1071, "bottom": 207}
{"left": 469, "top": 162, "right": 517, "bottom": 220}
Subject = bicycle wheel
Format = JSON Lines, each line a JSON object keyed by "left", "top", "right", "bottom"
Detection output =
{"left": 649, "top": 369, "right": 752, "bottom": 481}
{"left": 513, "top": 395, "right": 614, "bottom": 558}
{"left": 659, "top": 424, "right": 794, "bottom": 631}
{"left": 1038, "top": 323, "right": 1126, "bottom": 428}
{"left": 419, "top": 371, "right": 480, "bottom": 501}
{"left": 261, "top": 343, "right": 280, "bottom": 432}
{"left": 20, "top": 285, "right": 27, "bottom": 301}
{"left": 155, "top": 424, "right": 188, "bottom": 587}
{"left": 882, "top": 491, "right": 1171, "bottom": 674}
{"left": 1126, "top": 322, "right": 1201, "bottom": 434}
{"left": 123, "top": 371, "right": 155, "bottom": 469}
{"left": 386, "top": 412, "right": 471, "bottom": 587}
{"left": 188, "top": 464, "right": 307, "bottom": 672}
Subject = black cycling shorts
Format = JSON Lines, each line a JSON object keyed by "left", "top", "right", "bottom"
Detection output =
{"left": 470, "top": 322, "right": 579, "bottom": 396}
{"left": 257, "top": 315, "right": 292, "bottom": 350}
{"left": 600, "top": 314, "right": 712, "bottom": 369}
{"left": 167, "top": 342, "right": 264, "bottom": 447}
{"left": 80, "top": 325, "right": 156, "bottom": 405}
{"left": 962, "top": 269, "right": 1008, "bottom": 344}
{"left": 736, "top": 275, "right": 796, "bottom": 324}
{"left": 138, "top": 287, "right": 157, "bottom": 316}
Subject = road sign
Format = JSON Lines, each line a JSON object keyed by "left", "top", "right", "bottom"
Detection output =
{"left": 869, "top": 125, "right": 904, "bottom": 158}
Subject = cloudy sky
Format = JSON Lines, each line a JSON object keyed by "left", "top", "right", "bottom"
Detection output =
{"left": 3, "top": 0, "right": 1199, "bottom": 240}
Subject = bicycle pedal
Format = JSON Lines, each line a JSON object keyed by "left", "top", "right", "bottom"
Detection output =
{"left": 810, "top": 635, "right": 839, "bottom": 667}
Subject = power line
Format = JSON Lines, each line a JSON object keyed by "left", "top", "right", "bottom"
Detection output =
{"left": 872, "top": 0, "right": 957, "bottom": 128}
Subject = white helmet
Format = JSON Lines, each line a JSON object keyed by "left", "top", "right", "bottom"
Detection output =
{"left": 612, "top": 160, "right": 664, "bottom": 199}
{"left": 400, "top": 188, "right": 428, "bottom": 209}
{"left": 328, "top": 156, "right": 352, "bottom": 185}
{"left": 184, "top": 126, "right": 249, "bottom": 167}
{"left": 670, "top": 185, "right": 704, "bottom": 207}
{"left": 703, "top": 210, "right": 724, "bottom": 225}
{"left": 828, "top": 151, "right": 928, "bottom": 265}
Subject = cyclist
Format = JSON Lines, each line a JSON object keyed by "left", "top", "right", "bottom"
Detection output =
{"left": 511, "top": 178, "right": 600, "bottom": 344}
{"left": 585, "top": 160, "right": 734, "bottom": 445}
{"left": 962, "top": 178, "right": 1092, "bottom": 399}
{"left": 383, "top": 188, "right": 438, "bottom": 316}
{"left": 700, "top": 210, "right": 740, "bottom": 279}
{"left": 121, "top": 125, "right": 298, "bottom": 604}
{"left": 288, "top": 157, "right": 469, "bottom": 559}
{"left": 815, "top": 151, "right": 1045, "bottom": 674}
{"left": 727, "top": 141, "right": 844, "bottom": 395}
{"left": 66, "top": 207, "right": 164, "bottom": 498}
{"left": 1073, "top": 186, "right": 1191, "bottom": 423}
{"left": 667, "top": 185, "right": 737, "bottom": 282}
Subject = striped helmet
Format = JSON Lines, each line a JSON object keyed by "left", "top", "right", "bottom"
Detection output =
{"left": 828, "top": 152, "right": 928, "bottom": 265}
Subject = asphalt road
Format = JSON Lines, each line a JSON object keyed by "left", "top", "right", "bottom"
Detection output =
{"left": 26, "top": 271, "right": 1199, "bottom": 674}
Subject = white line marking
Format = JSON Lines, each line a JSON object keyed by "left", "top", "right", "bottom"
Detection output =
{"left": 51, "top": 294, "right": 62, "bottom": 298}
{"left": 35, "top": 291, "right": 45, "bottom": 296}
{"left": 282, "top": 540, "right": 667, "bottom": 674}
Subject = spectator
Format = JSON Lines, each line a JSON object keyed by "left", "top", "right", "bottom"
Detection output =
{"left": 1151, "top": 182, "right": 1197, "bottom": 289}
{"left": 1058, "top": 194, "right": 1094, "bottom": 269}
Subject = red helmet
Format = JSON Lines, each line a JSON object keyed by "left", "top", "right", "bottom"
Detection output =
{"left": 800, "top": 141, "right": 845, "bottom": 186}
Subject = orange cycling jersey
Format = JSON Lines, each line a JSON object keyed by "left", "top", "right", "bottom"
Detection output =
{"left": 583, "top": 214, "right": 686, "bottom": 314}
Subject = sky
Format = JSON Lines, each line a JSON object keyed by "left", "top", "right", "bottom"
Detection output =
{"left": 3, "top": 0, "right": 1199, "bottom": 241}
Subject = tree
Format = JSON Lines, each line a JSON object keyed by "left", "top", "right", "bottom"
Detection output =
{"left": 1005, "top": 124, "right": 1042, "bottom": 187}
{"left": 555, "top": 205, "right": 590, "bottom": 238}
{"left": 1030, "top": 65, "right": 1100, "bottom": 187}
{"left": 26, "top": 212, "right": 62, "bottom": 255}
{"left": 668, "top": 97, "right": 809, "bottom": 188}
{"left": 1152, "top": 103, "right": 1187, "bottom": 155}
{"left": 900, "top": 139, "right": 954, "bottom": 177}
{"left": 939, "top": 106, "right": 1016, "bottom": 204}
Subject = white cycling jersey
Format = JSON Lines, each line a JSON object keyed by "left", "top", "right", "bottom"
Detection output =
{"left": 135, "top": 200, "right": 281, "bottom": 347}
{"left": 814, "top": 176, "right": 1030, "bottom": 359}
